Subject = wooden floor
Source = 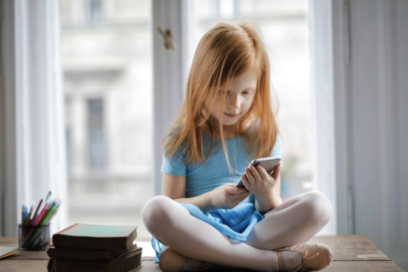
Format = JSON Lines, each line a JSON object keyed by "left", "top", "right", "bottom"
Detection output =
{"left": 0, "top": 235, "right": 404, "bottom": 271}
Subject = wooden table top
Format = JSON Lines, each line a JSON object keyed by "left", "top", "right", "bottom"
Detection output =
{"left": 0, "top": 235, "right": 404, "bottom": 271}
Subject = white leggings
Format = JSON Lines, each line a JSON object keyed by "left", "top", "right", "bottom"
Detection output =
{"left": 141, "top": 191, "right": 333, "bottom": 271}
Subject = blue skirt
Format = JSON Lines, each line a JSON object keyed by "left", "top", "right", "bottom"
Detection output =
{"left": 151, "top": 202, "right": 264, "bottom": 263}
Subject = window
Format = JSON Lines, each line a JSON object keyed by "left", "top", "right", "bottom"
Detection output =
{"left": 84, "top": 0, "right": 103, "bottom": 23}
{"left": 65, "top": 98, "right": 73, "bottom": 172}
{"left": 87, "top": 98, "right": 105, "bottom": 169}
{"left": 60, "top": 0, "right": 153, "bottom": 238}
{"left": 193, "top": 0, "right": 314, "bottom": 201}
{"left": 0, "top": 0, "right": 336, "bottom": 240}
{"left": 59, "top": 0, "right": 311, "bottom": 240}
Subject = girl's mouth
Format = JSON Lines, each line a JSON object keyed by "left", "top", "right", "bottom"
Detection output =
{"left": 224, "top": 113, "right": 239, "bottom": 118}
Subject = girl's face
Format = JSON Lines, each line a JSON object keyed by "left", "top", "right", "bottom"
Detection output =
{"left": 210, "top": 70, "right": 257, "bottom": 126}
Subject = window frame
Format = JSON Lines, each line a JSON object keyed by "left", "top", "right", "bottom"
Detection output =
{"left": 152, "top": 0, "right": 194, "bottom": 196}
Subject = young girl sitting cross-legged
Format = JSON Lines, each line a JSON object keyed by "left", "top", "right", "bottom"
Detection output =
{"left": 142, "top": 21, "right": 334, "bottom": 272}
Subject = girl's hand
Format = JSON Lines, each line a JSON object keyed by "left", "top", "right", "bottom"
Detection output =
{"left": 240, "top": 163, "right": 281, "bottom": 201}
{"left": 209, "top": 184, "right": 251, "bottom": 210}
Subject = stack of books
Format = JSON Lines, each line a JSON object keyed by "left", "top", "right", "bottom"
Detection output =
{"left": 46, "top": 223, "right": 142, "bottom": 272}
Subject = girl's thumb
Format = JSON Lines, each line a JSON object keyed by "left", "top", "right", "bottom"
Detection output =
{"left": 272, "top": 163, "right": 281, "bottom": 180}
{"left": 228, "top": 185, "right": 241, "bottom": 194}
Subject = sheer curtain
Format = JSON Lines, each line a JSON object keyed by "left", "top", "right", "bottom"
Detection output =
{"left": 0, "top": 0, "right": 67, "bottom": 236}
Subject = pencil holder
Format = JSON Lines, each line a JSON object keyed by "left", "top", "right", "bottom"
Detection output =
{"left": 18, "top": 223, "right": 50, "bottom": 250}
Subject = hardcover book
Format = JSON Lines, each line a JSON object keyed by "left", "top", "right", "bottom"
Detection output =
{"left": 52, "top": 223, "right": 137, "bottom": 250}
{"left": 47, "top": 246, "right": 143, "bottom": 272}
{"left": 46, "top": 244, "right": 136, "bottom": 261}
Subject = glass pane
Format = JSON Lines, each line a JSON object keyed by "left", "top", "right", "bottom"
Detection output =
{"left": 193, "top": 0, "right": 314, "bottom": 201}
{"left": 60, "top": 0, "right": 153, "bottom": 239}
{"left": 87, "top": 99, "right": 105, "bottom": 169}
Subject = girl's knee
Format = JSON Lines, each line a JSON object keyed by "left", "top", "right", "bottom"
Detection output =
{"left": 302, "top": 191, "right": 333, "bottom": 226}
{"left": 141, "top": 195, "right": 175, "bottom": 232}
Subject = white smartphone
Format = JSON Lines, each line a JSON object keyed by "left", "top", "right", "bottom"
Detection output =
{"left": 235, "top": 157, "right": 281, "bottom": 188}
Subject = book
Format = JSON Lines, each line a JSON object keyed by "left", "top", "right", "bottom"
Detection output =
{"left": 52, "top": 223, "right": 137, "bottom": 250}
{"left": 47, "top": 246, "right": 143, "bottom": 272}
{"left": 0, "top": 246, "right": 19, "bottom": 260}
{"left": 46, "top": 243, "right": 136, "bottom": 261}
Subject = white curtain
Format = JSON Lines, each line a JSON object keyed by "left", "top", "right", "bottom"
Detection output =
{"left": 0, "top": 0, "right": 67, "bottom": 236}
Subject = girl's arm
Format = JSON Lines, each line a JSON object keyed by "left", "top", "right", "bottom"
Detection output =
{"left": 162, "top": 173, "right": 216, "bottom": 213}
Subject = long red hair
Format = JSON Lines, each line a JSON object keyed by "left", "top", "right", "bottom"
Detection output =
{"left": 163, "top": 21, "right": 279, "bottom": 174}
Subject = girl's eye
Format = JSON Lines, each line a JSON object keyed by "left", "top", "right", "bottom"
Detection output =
{"left": 242, "top": 91, "right": 250, "bottom": 95}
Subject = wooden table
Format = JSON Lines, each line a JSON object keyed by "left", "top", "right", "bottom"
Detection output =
{"left": 0, "top": 235, "right": 404, "bottom": 271}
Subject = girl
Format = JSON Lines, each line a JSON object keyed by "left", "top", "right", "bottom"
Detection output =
{"left": 142, "top": 21, "right": 334, "bottom": 272}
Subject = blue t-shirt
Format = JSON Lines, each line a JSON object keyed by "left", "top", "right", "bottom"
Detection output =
{"left": 161, "top": 133, "right": 283, "bottom": 204}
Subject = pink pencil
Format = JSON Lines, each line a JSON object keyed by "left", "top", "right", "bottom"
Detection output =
{"left": 30, "top": 199, "right": 43, "bottom": 226}
{"left": 33, "top": 200, "right": 51, "bottom": 226}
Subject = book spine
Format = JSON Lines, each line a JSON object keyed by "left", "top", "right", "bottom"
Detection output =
{"left": 53, "top": 236, "right": 129, "bottom": 250}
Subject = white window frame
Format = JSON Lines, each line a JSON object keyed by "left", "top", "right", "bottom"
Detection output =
{"left": 152, "top": 0, "right": 194, "bottom": 196}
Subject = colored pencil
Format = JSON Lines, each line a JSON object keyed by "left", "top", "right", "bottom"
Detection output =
{"left": 21, "top": 199, "right": 52, "bottom": 247}
{"left": 25, "top": 199, "right": 60, "bottom": 247}
{"left": 20, "top": 194, "right": 61, "bottom": 249}
{"left": 21, "top": 204, "right": 25, "bottom": 225}
{"left": 25, "top": 204, "right": 33, "bottom": 226}
{"left": 30, "top": 199, "right": 43, "bottom": 226}
{"left": 33, "top": 199, "right": 52, "bottom": 226}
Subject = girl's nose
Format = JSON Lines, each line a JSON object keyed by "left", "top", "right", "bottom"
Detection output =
{"left": 228, "top": 94, "right": 240, "bottom": 109}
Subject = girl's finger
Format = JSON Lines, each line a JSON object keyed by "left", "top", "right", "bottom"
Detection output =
{"left": 236, "top": 191, "right": 251, "bottom": 200}
{"left": 241, "top": 174, "right": 249, "bottom": 190}
{"left": 250, "top": 165, "right": 262, "bottom": 182}
{"left": 237, "top": 190, "right": 250, "bottom": 197}
{"left": 269, "top": 162, "right": 281, "bottom": 174}
{"left": 257, "top": 165, "right": 270, "bottom": 180}
{"left": 230, "top": 186, "right": 246, "bottom": 195}
{"left": 245, "top": 168, "right": 255, "bottom": 184}
{"left": 233, "top": 191, "right": 250, "bottom": 200}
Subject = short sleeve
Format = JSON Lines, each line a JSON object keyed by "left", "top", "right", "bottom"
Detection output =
{"left": 161, "top": 144, "right": 187, "bottom": 176}
{"left": 271, "top": 134, "right": 283, "bottom": 166}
